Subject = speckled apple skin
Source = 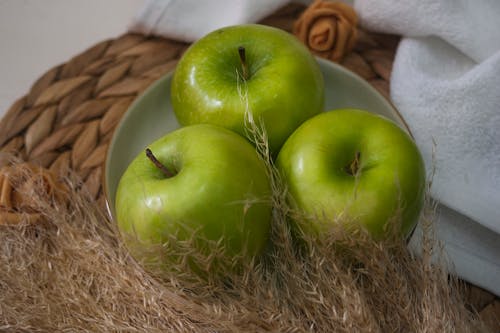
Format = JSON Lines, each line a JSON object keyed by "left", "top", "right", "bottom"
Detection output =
{"left": 171, "top": 24, "right": 324, "bottom": 155}
{"left": 277, "top": 109, "right": 426, "bottom": 239}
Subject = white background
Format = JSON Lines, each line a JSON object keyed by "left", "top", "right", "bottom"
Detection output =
{"left": 0, "top": 0, "right": 143, "bottom": 115}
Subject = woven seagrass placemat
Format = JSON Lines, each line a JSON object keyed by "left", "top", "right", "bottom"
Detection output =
{"left": 0, "top": 3, "right": 498, "bottom": 327}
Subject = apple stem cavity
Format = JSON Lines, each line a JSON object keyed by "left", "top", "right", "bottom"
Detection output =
{"left": 345, "top": 151, "right": 361, "bottom": 176}
{"left": 145, "top": 148, "right": 175, "bottom": 178}
{"left": 238, "top": 46, "right": 249, "bottom": 81}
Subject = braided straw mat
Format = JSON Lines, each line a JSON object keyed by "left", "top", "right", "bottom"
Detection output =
{"left": 0, "top": 3, "right": 498, "bottom": 327}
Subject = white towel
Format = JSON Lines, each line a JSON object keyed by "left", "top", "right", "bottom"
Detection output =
{"left": 129, "top": 0, "right": 290, "bottom": 42}
{"left": 355, "top": 0, "right": 500, "bottom": 234}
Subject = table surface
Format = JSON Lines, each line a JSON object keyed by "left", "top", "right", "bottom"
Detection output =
{"left": 0, "top": 0, "right": 143, "bottom": 117}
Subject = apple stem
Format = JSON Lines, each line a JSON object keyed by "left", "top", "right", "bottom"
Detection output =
{"left": 238, "top": 46, "right": 249, "bottom": 80}
{"left": 346, "top": 151, "right": 361, "bottom": 176}
{"left": 145, "top": 148, "right": 175, "bottom": 178}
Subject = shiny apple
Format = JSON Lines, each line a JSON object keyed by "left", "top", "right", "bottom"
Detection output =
{"left": 276, "top": 109, "right": 426, "bottom": 239}
{"left": 171, "top": 24, "right": 324, "bottom": 155}
{"left": 115, "top": 124, "right": 272, "bottom": 273}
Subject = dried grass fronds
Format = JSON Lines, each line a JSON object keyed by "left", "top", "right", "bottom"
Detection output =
{"left": 0, "top": 146, "right": 490, "bottom": 332}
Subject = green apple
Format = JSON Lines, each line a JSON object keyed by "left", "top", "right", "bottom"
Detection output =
{"left": 276, "top": 109, "right": 426, "bottom": 239}
{"left": 171, "top": 24, "right": 324, "bottom": 155}
{"left": 115, "top": 124, "right": 272, "bottom": 273}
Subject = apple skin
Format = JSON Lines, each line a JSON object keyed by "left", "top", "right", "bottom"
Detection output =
{"left": 171, "top": 24, "right": 324, "bottom": 155}
{"left": 276, "top": 109, "right": 426, "bottom": 239}
{"left": 115, "top": 124, "right": 272, "bottom": 271}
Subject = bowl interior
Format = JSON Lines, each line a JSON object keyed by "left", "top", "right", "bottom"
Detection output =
{"left": 104, "top": 58, "right": 407, "bottom": 219}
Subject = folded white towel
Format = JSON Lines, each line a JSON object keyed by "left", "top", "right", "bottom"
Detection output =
{"left": 354, "top": 0, "right": 500, "bottom": 235}
{"left": 355, "top": 0, "right": 500, "bottom": 62}
{"left": 130, "top": 0, "right": 289, "bottom": 42}
{"left": 392, "top": 38, "right": 500, "bottom": 234}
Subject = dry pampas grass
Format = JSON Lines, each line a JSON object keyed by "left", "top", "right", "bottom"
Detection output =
{"left": 0, "top": 145, "right": 490, "bottom": 332}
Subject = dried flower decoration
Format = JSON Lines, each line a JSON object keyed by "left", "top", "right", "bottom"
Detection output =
{"left": 294, "top": 0, "right": 358, "bottom": 62}
{"left": 0, "top": 163, "right": 68, "bottom": 225}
